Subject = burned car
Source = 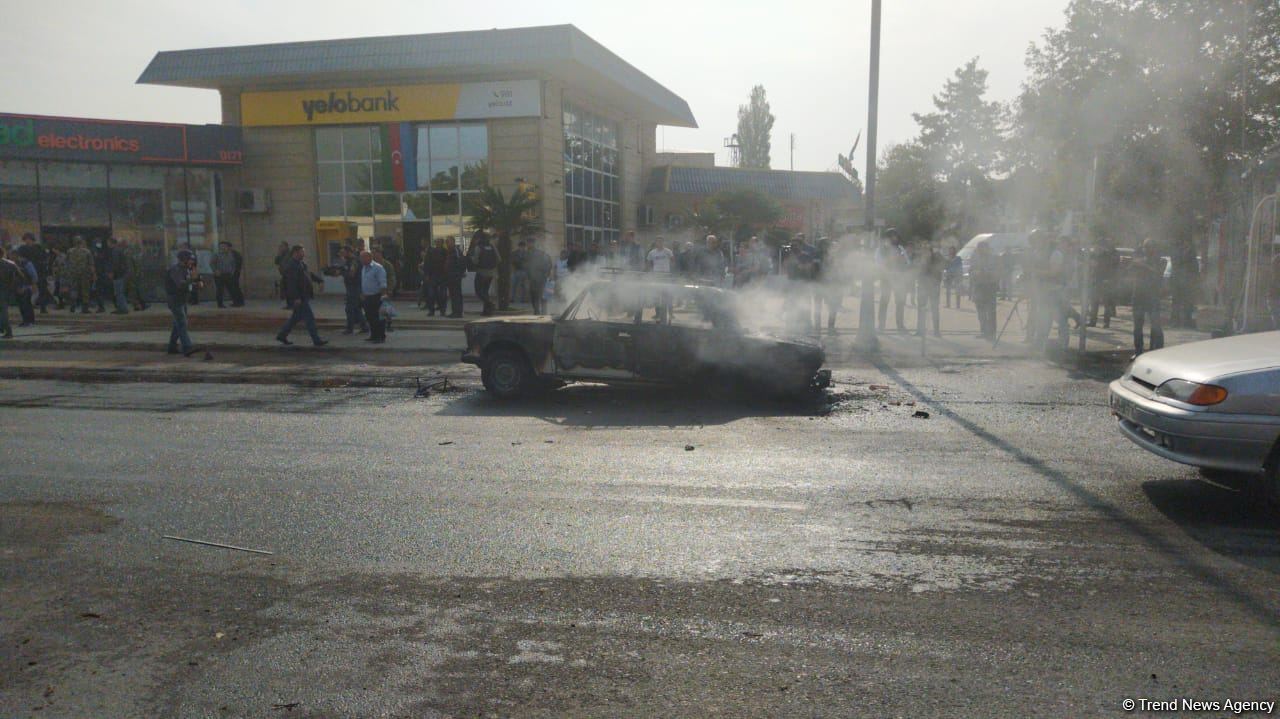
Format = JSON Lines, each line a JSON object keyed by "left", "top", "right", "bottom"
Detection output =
{"left": 462, "top": 278, "right": 829, "bottom": 399}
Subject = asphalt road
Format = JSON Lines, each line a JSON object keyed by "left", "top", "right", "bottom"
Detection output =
{"left": 1, "top": 360, "right": 1277, "bottom": 718}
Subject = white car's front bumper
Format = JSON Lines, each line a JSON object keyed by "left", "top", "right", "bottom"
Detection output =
{"left": 1108, "top": 380, "right": 1276, "bottom": 474}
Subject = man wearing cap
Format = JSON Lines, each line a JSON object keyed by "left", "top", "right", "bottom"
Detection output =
{"left": 165, "top": 250, "right": 202, "bottom": 356}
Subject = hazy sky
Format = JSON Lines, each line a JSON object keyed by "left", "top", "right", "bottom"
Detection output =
{"left": 4, "top": 0, "right": 1068, "bottom": 173}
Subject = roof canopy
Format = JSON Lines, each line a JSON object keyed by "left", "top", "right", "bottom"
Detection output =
{"left": 137, "top": 25, "right": 696, "bottom": 128}
{"left": 647, "top": 166, "right": 858, "bottom": 201}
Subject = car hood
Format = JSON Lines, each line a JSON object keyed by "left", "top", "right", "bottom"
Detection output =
{"left": 464, "top": 316, "right": 556, "bottom": 327}
{"left": 1129, "top": 331, "right": 1280, "bottom": 385}
{"left": 748, "top": 330, "right": 823, "bottom": 349}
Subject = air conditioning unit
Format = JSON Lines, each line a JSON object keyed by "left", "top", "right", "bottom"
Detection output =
{"left": 237, "top": 188, "right": 271, "bottom": 213}
{"left": 637, "top": 204, "right": 655, "bottom": 227}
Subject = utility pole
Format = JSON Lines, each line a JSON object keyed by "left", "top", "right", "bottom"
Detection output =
{"left": 790, "top": 133, "right": 796, "bottom": 171}
{"left": 855, "top": 0, "right": 881, "bottom": 352}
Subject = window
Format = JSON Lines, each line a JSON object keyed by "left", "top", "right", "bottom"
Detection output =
{"left": 316, "top": 123, "right": 487, "bottom": 239}
{"left": 0, "top": 161, "right": 39, "bottom": 241}
{"left": 563, "top": 101, "right": 621, "bottom": 250}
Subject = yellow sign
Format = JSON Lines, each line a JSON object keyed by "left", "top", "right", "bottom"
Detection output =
{"left": 240, "top": 80, "right": 542, "bottom": 127}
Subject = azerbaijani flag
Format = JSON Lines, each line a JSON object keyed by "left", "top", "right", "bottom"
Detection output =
{"left": 379, "top": 123, "right": 416, "bottom": 192}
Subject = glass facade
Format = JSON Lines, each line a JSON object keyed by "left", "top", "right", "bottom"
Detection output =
{"left": 314, "top": 122, "right": 487, "bottom": 245}
{"left": 0, "top": 160, "right": 223, "bottom": 286}
{"left": 563, "top": 101, "right": 621, "bottom": 250}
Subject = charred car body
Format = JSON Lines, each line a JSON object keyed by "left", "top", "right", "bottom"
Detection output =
{"left": 462, "top": 277, "right": 830, "bottom": 399}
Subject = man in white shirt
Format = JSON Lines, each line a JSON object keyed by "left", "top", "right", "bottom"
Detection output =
{"left": 360, "top": 250, "right": 388, "bottom": 343}
{"left": 647, "top": 236, "right": 674, "bottom": 274}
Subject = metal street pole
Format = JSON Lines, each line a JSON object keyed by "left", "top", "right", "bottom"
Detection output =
{"left": 855, "top": 0, "right": 881, "bottom": 352}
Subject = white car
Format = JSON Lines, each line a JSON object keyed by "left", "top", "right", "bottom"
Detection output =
{"left": 1108, "top": 331, "right": 1280, "bottom": 510}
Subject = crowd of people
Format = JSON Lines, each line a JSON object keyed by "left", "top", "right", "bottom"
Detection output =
{"left": 5, "top": 224, "right": 1275, "bottom": 357}
{"left": 453, "top": 225, "right": 1236, "bottom": 361}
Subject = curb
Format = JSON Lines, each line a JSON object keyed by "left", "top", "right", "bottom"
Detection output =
{"left": 0, "top": 340, "right": 466, "bottom": 355}
{"left": 0, "top": 364, "right": 469, "bottom": 388}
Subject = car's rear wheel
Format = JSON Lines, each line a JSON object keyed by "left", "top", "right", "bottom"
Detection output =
{"left": 484, "top": 349, "right": 531, "bottom": 399}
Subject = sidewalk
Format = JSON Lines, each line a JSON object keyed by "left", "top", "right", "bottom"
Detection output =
{"left": 0, "top": 290, "right": 1210, "bottom": 386}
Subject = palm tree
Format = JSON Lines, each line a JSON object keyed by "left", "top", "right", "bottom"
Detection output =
{"left": 468, "top": 185, "right": 541, "bottom": 311}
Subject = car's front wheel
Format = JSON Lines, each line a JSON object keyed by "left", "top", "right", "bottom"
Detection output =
{"left": 1253, "top": 446, "right": 1280, "bottom": 517}
{"left": 483, "top": 349, "right": 532, "bottom": 399}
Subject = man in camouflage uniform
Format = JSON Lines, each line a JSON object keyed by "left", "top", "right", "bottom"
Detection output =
{"left": 64, "top": 236, "right": 96, "bottom": 314}
{"left": 124, "top": 239, "right": 148, "bottom": 310}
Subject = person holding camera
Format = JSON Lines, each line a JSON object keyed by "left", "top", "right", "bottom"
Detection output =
{"left": 165, "top": 250, "right": 203, "bottom": 356}
{"left": 276, "top": 245, "right": 329, "bottom": 347}
{"left": 328, "top": 245, "right": 369, "bottom": 335}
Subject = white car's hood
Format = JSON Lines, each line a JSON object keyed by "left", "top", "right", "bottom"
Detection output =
{"left": 1130, "top": 331, "right": 1280, "bottom": 385}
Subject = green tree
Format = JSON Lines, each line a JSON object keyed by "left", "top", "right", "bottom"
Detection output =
{"left": 710, "top": 188, "right": 783, "bottom": 240}
{"left": 687, "top": 202, "right": 730, "bottom": 239}
{"left": 1012, "top": 0, "right": 1280, "bottom": 244}
{"left": 912, "top": 58, "right": 1006, "bottom": 239}
{"left": 467, "top": 185, "right": 541, "bottom": 311}
{"left": 876, "top": 142, "right": 946, "bottom": 244}
{"left": 736, "top": 85, "right": 775, "bottom": 169}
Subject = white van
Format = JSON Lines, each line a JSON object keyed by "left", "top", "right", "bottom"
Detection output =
{"left": 956, "top": 233, "right": 1029, "bottom": 275}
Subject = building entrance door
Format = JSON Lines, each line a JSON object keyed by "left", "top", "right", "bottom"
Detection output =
{"left": 401, "top": 220, "right": 432, "bottom": 293}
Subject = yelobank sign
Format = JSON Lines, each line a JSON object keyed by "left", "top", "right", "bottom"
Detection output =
{"left": 240, "top": 80, "right": 542, "bottom": 127}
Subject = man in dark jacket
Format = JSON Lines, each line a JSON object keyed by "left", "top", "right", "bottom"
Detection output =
{"left": 445, "top": 237, "right": 467, "bottom": 318}
{"left": 106, "top": 238, "right": 131, "bottom": 314}
{"left": 0, "top": 246, "right": 29, "bottom": 338}
{"left": 524, "top": 235, "right": 554, "bottom": 315}
{"left": 467, "top": 231, "right": 501, "bottom": 316}
{"left": 17, "top": 233, "right": 50, "bottom": 314}
{"left": 213, "top": 242, "right": 244, "bottom": 308}
{"left": 1087, "top": 238, "right": 1119, "bottom": 328}
{"left": 165, "top": 250, "right": 201, "bottom": 356}
{"left": 276, "top": 245, "right": 328, "bottom": 347}
{"left": 92, "top": 240, "right": 111, "bottom": 313}
{"left": 1131, "top": 238, "right": 1164, "bottom": 356}
{"left": 331, "top": 245, "right": 369, "bottom": 334}
{"left": 423, "top": 239, "right": 449, "bottom": 316}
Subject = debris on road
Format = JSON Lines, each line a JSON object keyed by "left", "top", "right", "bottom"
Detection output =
{"left": 684, "top": 445, "right": 695, "bottom": 451}
{"left": 438, "top": 440, "right": 454, "bottom": 445}
{"left": 271, "top": 702, "right": 300, "bottom": 711}
{"left": 415, "top": 376, "right": 452, "bottom": 398}
{"left": 869, "top": 384, "right": 890, "bottom": 391}
{"left": 203, "top": 351, "right": 214, "bottom": 361}
{"left": 162, "top": 535, "right": 274, "bottom": 555}
{"left": 79, "top": 612, "right": 101, "bottom": 619}
{"left": 912, "top": 410, "right": 931, "bottom": 419}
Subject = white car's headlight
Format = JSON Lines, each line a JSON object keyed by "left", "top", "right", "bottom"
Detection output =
{"left": 1155, "top": 378, "right": 1228, "bottom": 406}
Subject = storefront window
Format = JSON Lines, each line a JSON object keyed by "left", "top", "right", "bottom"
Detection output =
{"left": 0, "top": 160, "right": 39, "bottom": 243}
{"left": 183, "top": 168, "right": 219, "bottom": 251}
{"left": 315, "top": 123, "right": 487, "bottom": 260}
{"left": 40, "top": 162, "right": 110, "bottom": 227}
{"left": 562, "top": 101, "right": 620, "bottom": 249}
